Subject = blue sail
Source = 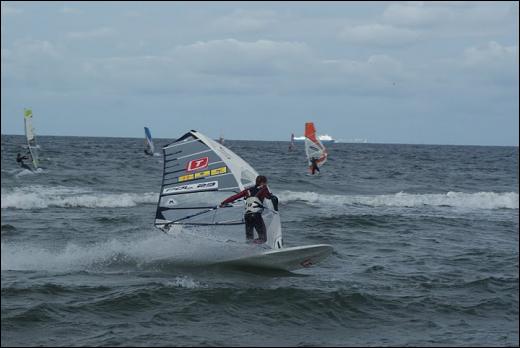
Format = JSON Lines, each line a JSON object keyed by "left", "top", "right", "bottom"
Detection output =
{"left": 144, "top": 127, "right": 155, "bottom": 155}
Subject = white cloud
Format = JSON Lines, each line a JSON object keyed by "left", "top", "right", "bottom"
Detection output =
{"left": 7, "top": 39, "right": 62, "bottom": 60}
{"left": 382, "top": 2, "right": 451, "bottom": 27}
{"left": 463, "top": 2, "right": 516, "bottom": 24}
{"left": 433, "top": 41, "right": 519, "bottom": 87}
{"left": 67, "top": 27, "right": 115, "bottom": 39}
{"left": 381, "top": 1, "right": 518, "bottom": 37}
{"left": 3, "top": 36, "right": 409, "bottom": 96}
{"left": 122, "top": 10, "right": 142, "bottom": 18}
{"left": 171, "top": 39, "right": 312, "bottom": 76}
{"left": 211, "top": 9, "right": 279, "bottom": 32}
{"left": 3, "top": 36, "right": 516, "bottom": 99}
{"left": 339, "top": 24, "right": 420, "bottom": 46}
{"left": 463, "top": 41, "right": 518, "bottom": 68}
{"left": 61, "top": 7, "right": 81, "bottom": 15}
{"left": 318, "top": 54, "right": 407, "bottom": 93}
{"left": 1, "top": 4, "right": 23, "bottom": 16}
{"left": 1, "top": 40, "right": 67, "bottom": 89}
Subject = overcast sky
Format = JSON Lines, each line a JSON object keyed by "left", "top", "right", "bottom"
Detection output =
{"left": 1, "top": 1, "right": 518, "bottom": 145}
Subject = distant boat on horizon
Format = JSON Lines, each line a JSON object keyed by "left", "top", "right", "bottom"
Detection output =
{"left": 342, "top": 138, "right": 368, "bottom": 143}
{"left": 294, "top": 133, "right": 336, "bottom": 144}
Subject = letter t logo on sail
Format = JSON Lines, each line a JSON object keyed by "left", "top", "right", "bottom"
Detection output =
{"left": 186, "top": 157, "right": 209, "bottom": 171}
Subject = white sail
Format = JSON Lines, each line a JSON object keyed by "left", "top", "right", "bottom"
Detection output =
{"left": 23, "top": 108, "right": 39, "bottom": 169}
{"left": 154, "top": 130, "right": 282, "bottom": 249}
{"left": 304, "top": 122, "right": 327, "bottom": 167}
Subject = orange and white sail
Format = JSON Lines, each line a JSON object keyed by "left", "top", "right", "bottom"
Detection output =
{"left": 304, "top": 122, "right": 327, "bottom": 168}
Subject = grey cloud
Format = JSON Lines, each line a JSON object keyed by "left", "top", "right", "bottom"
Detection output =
{"left": 171, "top": 39, "right": 312, "bottom": 76}
{"left": 61, "top": 7, "right": 82, "bottom": 15}
{"left": 3, "top": 36, "right": 411, "bottom": 97}
{"left": 1, "top": 4, "right": 23, "bottom": 16}
{"left": 67, "top": 27, "right": 115, "bottom": 39}
{"left": 382, "top": 2, "right": 452, "bottom": 27}
{"left": 211, "top": 9, "right": 279, "bottom": 32}
{"left": 382, "top": 1, "right": 518, "bottom": 37}
{"left": 463, "top": 41, "right": 518, "bottom": 67}
{"left": 338, "top": 23, "right": 420, "bottom": 46}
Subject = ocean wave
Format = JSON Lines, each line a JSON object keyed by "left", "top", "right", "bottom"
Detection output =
{"left": 1, "top": 224, "right": 18, "bottom": 236}
{"left": 1, "top": 185, "right": 158, "bottom": 209}
{"left": 278, "top": 191, "right": 519, "bottom": 210}
{"left": 1, "top": 232, "right": 249, "bottom": 272}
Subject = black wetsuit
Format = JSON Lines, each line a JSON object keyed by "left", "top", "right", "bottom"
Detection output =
{"left": 310, "top": 158, "right": 320, "bottom": 175}
{"left": 16, "top": 154, "right": 32, "bottom": 171}
{"left": 222, "top": 185, "right": 276, "bottom": 243}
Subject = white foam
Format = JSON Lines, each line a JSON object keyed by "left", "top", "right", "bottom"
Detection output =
{"left": 164, "top": 276, "right": 202, "bottom": 289}
{"left": 0, "top": 230, "right": 248, "bottom": 272}
{"left": 278, "top": 190, "right": 519, "bottom": 210}
{"left": 14, "top": 169, "right": 36, "bottom": 177}
{"left": 1, "top": 185, "right": 158, "bottom": 209}
{"left": 2, "top": 169, "right": 21, "bottom": 174}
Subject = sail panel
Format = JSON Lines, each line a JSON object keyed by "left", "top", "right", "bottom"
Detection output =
{"left": 144, "top": 127, "right": 155, "bottom": 154}
{"left": 154, "top": 131, "right": 258, "bottom": 228}
{"left": 24, "top": 108, "right": 39, "bottom": 169}
{"left": 304, "top": 122, "right": 327, "bottom": 167}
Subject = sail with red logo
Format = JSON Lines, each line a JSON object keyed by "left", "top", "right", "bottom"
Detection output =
{"left": 154, "top": 130, "right": 283, "bottom": 249}
{"left": 304, "top": 122, "right": 327, "bottom": 171}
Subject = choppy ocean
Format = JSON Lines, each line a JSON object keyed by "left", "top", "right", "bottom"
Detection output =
{"left": 1, "top": 134, "right": 518, "bottom": 346}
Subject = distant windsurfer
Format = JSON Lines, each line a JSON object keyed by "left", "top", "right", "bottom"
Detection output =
{"left": 220, "top": 175, "right": 278, "bottom": 244}
{"left": 144, "top": 139, "right": 153, "bottom": 156}
{"left": 144, "top": 127, "right": 155, "bottom": 156}
{"left": 310, "top": 157, "right": 320, "bottom": 175}
{"left": 16, "top": 152, "right": 32, "bottom": 171}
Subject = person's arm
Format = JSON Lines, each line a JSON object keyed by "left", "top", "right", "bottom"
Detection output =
{"left": 220, "top": 189, "right": 249, "bottom": 206}
{"left": 256, "top": 186, "right": 272, "bottom": 201}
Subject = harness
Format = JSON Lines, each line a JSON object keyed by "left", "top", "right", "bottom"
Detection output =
{"left": 244, "top": 186, "right": 264, "bottom": 214}
{"left": 245, "top": 196, "right": 263, "bottom": 214}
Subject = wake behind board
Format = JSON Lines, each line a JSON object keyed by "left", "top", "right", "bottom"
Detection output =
{"left": 216, "top": 244, "right": 333, "bottom": 272}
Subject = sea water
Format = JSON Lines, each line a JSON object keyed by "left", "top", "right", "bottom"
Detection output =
{"left": 1, "top": 135, "right": 518, "bottom": 346}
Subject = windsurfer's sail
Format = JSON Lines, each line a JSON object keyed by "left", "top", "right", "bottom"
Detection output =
{"left": 154, "top": 130, "right": 282, "bottom": 249}
{"left": 24, "top": 108, "right": 39, "bottom": 169}
{"left": 304, "top": 122, "right": 327, "bottom": 168}
{"left": 289, "top": 133, "right": 294, "bottom": 150}
{"left": 144, "top": 127, "right": 155, "bottom": 155}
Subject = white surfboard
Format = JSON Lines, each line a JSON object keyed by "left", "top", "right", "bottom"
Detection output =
{"left": 216, "top": 244, "right": 333, "bottom": 271}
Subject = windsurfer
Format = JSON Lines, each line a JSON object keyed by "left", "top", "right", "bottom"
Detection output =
{"left": 310, "top": 157, "right": 320, "bottom": 175}
{"left": 16, "top": 152, "right": 32, "bottom": 171}
{"left": 220, "top": 175, "right": 278, "bottom": 244}
{"left": 144, "top": 127, "right": 155, "bottom": 156}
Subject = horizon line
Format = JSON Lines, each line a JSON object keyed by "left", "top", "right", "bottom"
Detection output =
{"left": 1, "top": 133, "right": 518, "bottom": 148}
